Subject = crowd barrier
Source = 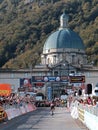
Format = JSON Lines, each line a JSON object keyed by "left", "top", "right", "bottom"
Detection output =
{"left": 78, "top": 108, "right": 84, "bottom": 123}
{"left": 5, "top": 104, "right": 36, "bottom": 120}
{"left": 85, "top": 111, "right": 98, "bottom": 130}
{"left": 70, "top": 101, "right": 98, "bottom": 130}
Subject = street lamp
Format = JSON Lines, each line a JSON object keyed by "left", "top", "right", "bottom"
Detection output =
{"left": 62, "top": 62, "right": 71, "bottom": 94}
{"left": 63, "top": 62, "right": 70, "bottom": 79}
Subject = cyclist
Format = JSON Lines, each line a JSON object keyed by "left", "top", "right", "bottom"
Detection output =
{"left": 50, "top": 100, "right": 55, "bottom": 115}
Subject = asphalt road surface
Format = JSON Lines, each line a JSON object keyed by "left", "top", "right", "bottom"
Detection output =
{"left": 0, "top": 107, "right": 89, "bottom": 130}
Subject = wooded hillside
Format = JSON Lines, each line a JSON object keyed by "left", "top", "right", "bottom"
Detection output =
{"left": 0, "top": 0, "right": 98, "bottom": 69}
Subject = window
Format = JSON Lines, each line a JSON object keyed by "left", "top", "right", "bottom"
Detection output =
{"left": 54, "top": 71, "right": 58, "bottom": 76}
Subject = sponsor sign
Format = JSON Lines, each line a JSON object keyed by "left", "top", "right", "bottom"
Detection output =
{"left": 0, "top": 84, "right": 11, "bottom": 96}
{"left": 18, "top": 87, "right": 25, "bottom": 92}
{"left": 20, "top": 78, "right": 32, "bottom": 87}
{"left": 32, "top": 76, "right": 68, "bottom": 82}
{"left": 69, "top": 76, "right": 85, "bottom": 83}
{"left": 34, "top": 82, "right": 44, "bottom": 88}
{"left": 61, "top": 76, "right": 69, "bottom": 82}
{"left": 47, "top": 87, "right": 52, "bottom": 101}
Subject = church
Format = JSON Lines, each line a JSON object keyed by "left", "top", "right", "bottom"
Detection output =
{"left": 41, "top": 12, "right": 87, "bottom": 66}
{"left": 0, "top": 12, "right": 98, "bottom": 99}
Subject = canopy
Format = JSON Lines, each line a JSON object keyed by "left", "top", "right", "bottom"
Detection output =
{"left": 0, "top": 84, "right": 11, "bottom": 96}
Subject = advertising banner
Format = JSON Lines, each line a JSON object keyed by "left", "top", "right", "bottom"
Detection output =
{"left": 69, "top": 76, "right": 85, "bottom": 83}
{"left": 47, "top": 87, "right": 52, "bottom": 101}
{"left": 0, "top": 84, "right": 11, "bottom": 96}
{"left": 20, "top": 78, "right": 32, "bottom": 87}
{"left": 32, "top": 76, "right": 68, "bottom": 82}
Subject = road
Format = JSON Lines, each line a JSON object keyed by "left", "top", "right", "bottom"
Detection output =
{"left": 0, "top": 107, "right": 88, "bottom": 130}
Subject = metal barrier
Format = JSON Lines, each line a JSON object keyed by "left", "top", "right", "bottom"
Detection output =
{"left": 4, "top": 103, "right": 36, "bottom": 120}
{"left": 78, "top": 108, "right": 84, "bottom": 123}
{"left": 78, "top": 103, "right": 98, "bottom": 116}
{"left": 71, "top": 101, "right": 98, "bottom": 130}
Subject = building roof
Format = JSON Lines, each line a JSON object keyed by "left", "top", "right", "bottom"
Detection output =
{"left": 43, "top": 28, "right": 85, "bottom": 51}
{"left": 43, "top": 12, "right": 85, "bottom": 52}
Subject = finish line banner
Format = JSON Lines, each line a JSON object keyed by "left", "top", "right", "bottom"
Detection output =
{"left": 32, "top": 76, "right": 85, "bottom": 83}
{"left": 32, "top": 76, "right": 68, "bottom": 82}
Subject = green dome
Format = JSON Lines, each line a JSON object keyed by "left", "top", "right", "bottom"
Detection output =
{"left": 43, "top": 28, "right": 85, "bottom": 51}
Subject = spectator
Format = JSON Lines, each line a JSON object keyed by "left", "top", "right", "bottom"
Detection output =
{"left": 92, "top": 99, "right": 96, "bottom": 106}
{"left": 87, "top": 96, "right": 93, "bottom": 105}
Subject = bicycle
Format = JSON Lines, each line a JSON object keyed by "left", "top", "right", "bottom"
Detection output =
{"left": 50, "top": 103, "right": 55, "bottom": 115}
